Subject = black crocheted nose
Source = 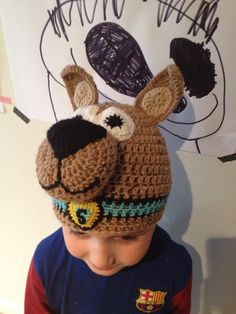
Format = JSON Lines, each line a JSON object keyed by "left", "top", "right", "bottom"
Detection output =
{"left": 47, "top": 116, "right": 107, "bottom": 160}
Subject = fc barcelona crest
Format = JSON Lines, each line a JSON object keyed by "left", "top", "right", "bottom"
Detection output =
{"left": 136, "top": 289, "right": 167, "bottom": 313}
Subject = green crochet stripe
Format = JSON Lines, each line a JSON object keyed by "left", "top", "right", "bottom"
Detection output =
{"left": 101, "top": 198, "right": 167, "bottom": 217}
{"left": 53, "top": 197, "right": 168, "bottom": 218}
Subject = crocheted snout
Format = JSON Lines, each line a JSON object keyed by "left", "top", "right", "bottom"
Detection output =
{"left": 36, "top": 115, "right": 118, "bottom": 203}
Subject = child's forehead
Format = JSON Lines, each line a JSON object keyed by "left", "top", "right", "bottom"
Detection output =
{"left": 91, "top": 230, "right": 143, "bottom": 238}
{"left": 71, "top": 224, "right": 156, "bottom": 238}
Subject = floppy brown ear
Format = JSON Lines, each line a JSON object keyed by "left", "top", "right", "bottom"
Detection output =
{"left": 134, "top": 65, "right": 184, "bottom": 122}
{"left": 61, "top": 65, "right": 98, "bottom": 111}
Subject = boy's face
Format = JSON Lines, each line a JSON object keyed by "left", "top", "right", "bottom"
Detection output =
{"left": 62, "top": 224, "right": 156, "bottom": 276}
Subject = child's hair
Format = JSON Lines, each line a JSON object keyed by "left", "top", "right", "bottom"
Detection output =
{"left": 36, "top": 64, "right": 184, "bottom": 233}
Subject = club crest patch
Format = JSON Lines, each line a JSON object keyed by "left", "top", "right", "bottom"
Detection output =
{"left": 136, "top": 289, "right": 167, "bottom": 313}
{"left": 67, "top": 202, "right": 101, "bottom": 230}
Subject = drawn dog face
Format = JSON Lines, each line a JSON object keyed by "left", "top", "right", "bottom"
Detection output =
{"left": 36, "top": 64, "right": 184, "bottom": 232}
{"left": 40, "top": 0, "right": 227, "bottom": 155}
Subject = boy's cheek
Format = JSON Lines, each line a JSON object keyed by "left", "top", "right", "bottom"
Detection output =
{"left": 62, "top": 227, "right": 87, "bottom": 258}
{"left": 65, "top": 239, "right": 87, "bottom": 259}
{"left": 119, "top": 241, "right": 152, "bottom": 266}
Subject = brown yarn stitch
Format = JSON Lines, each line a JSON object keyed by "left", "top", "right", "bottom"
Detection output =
{"left": 36, "top": 64, "right": 184, "bottom": 233}
{"left": 135, "top": 64, "right": 184, "bottom": 121}
{"left": 53, "top": 206, "right": 164, "bottom": 234}
{"left": 61, "top": 65, "right": 98, "bottom": 111}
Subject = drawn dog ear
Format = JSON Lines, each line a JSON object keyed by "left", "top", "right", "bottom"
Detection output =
{"left": 134, "top": 64, "right": 184, "bottom": 122}
{"left": 61, "top": 65, "right": 98, "bottom": 111}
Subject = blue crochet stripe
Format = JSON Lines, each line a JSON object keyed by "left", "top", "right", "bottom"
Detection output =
{"left": 101, "top": 198, "right": 167, "bottom": 217}
{"left": 53, "top": 197, "right": 168, "bottom": 218}
{"left": 53, "top": 198, "right": 68, "bottom": 213}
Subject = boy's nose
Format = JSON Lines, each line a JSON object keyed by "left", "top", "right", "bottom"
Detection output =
{"left": 89, "top": 240, "right": 115, "bottom": 269}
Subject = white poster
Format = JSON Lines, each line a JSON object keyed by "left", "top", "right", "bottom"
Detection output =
{"left": 0, "top": 0, "right": 235, "bottom": 157}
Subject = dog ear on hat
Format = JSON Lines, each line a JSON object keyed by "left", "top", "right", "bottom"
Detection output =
{"left": 134, "top": 64, "right": 184, "bottom": 122}
{"left": 61, "top": 65, "right": 98, "bottom": 111}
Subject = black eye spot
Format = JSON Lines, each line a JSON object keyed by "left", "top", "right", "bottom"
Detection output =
{"left": 173, "top": 97, "right": 187, "bottom": 113}
{"left": 170, "top": 38, "right": 216, "bottom": 98}
{"left": 104, "top": 114, "right": 124, "bottom": 129}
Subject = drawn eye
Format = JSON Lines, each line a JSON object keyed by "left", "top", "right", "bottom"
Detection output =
{"left": 173, "top": 97, "right": 187, "bottom": 113}
{"left": 98, "top": 107, "right": 135, "bottom": 141}
{"left": 73, "top": 105, "right": 99, "bottom": 122}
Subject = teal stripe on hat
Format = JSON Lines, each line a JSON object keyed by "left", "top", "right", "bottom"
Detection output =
{"left": 101, "top": 197, "right": 168, "bottom": 218}
{"left": 53, "top": 196, "right": 168, "bottom": 219}
{"left": 53, "top": 198, "right": 68, "bottom": 213}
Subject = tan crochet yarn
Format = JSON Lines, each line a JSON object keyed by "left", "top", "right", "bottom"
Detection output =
{"left": 61, "top": 65, "right": 98, "bottom": 111}
{"left": 36, "top": 64, "right": 184, "bottom": 233}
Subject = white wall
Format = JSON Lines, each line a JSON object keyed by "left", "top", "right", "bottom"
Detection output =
{"left": 1, "top": 23, "right": 236, "bottom": 314}
{"left": 161, "top": 150, "right": 236, "bottom": 314}
{"left": 0, "top": 23, "right": 60, "bottom": 314}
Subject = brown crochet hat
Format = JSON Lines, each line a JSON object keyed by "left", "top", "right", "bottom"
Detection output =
{"left": 36, "top": 64, "right": 184, "bottom": 233}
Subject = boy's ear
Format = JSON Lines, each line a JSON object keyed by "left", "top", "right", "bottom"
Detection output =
{"left": 61, "top": 65, "right": 98, "bottom": 111}
{"left": 134, "top": 65, "right": 184, "bottom": 122}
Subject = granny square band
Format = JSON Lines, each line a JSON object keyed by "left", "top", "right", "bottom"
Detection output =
{"left": 53, "top": 196, "right": 168, "bottom": 231}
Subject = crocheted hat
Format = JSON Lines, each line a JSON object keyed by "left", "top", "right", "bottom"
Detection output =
{"left": 36, "top": 64, "right": 184, "bottom": 233}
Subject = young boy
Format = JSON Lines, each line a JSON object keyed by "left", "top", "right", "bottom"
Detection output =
{"left": 25, "top": 64, "right": 192, "bottom": 314}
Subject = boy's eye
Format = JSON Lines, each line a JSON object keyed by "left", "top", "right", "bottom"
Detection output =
{"left": 120, "top": 235, "right": 138, "bottom": 241}
{"left": 70, "top": 230, "right": 89, "bottom": 239}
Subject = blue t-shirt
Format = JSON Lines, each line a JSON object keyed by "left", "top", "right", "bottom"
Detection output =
{"left": 25, "top": 226, "right": 192, "bottom": 314}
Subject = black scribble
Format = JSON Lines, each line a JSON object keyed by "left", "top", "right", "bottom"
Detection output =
{"left": 170, "top": 38, "right": 216, "bottom": 98}
{"left": 47, "top": 0, "right": 73, "bottom": 41}
{"left": 79, "top": 0, "right": 98, "bottom": 24}
{"left": 112, "top": 0, "right": 125, "bottom": 19}
{"left": 48, "top": 0, "right": 126, "bottom": 36}
{"left": 152, "top": 0, "right": 220, "bottom": 43}
{"left": 70, "top": 48, "right": 78, "bottom": 65}
{"left": 156, "top": 0, "right": 196, "bottom": 25}
{"left": 188, "top": 0, "right": 219, "bottom": 43}
{"left": 47, "top": 72, "right": 58, "bottom": 121}
{"left": 85, "top": 22, "right": 153, "bottom": 97}
{"left": 195, "top": 139, "right": 200, "bottom": 152}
